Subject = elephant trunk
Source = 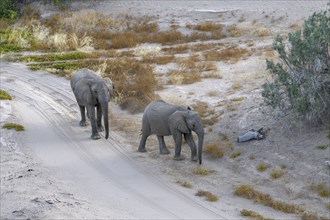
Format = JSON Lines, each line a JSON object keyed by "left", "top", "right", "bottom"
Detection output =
{"left": 101, "top": 101, "right": 109, "bottom": 139}
{"left": 196, "top": 128, "right": 204, "bottom": 164}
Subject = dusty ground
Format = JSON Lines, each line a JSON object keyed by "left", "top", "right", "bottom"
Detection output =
{"left": 1, "top": 1, "right": 330, "bottom": 219}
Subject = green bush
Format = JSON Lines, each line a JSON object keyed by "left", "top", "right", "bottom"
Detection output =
{"left": 262, "top": 10, "right": 330, "bottom": 124}
{"left": 0, "top": 89, "right": 12, "bottom": 100}
{"left": 0, "top": 0, "right": 18, "bottom": 19}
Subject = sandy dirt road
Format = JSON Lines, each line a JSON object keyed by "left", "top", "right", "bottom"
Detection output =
{"left": 0, "top": 61, "right": 236, "bottom": 219}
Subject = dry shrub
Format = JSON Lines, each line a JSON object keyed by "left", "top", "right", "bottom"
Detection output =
{"left": 240, "top": 209, "right": 271, "bottom": 220}
{"left": 256, "top": 27, "right": 269, "bottom": 37}
{"left": 234, "top": 184, "right": 302, "bottom": 214}
{"left": 105, "top": 58, "right": 159, "bottom": 113}
{"left": 206, "top": 90, "right": 220, "bottom": 97}
{"left": 197, "top": 61, "right": 217, "bottom": 72}
{"left": 204, "top": 144, "right": 224, "bottom": 158}
{"left": 230, "top": 150, "right": 241, "bottom": 159}
{"left": 142, "top": 54, "right": 175, "bottom": 65}
{"left": 270, "top": 168, "right": 283, "bottom": 179}
{"left": 176, "top": 180, "right": 192, "bottom": 188}
{"left": 227, "top": 24, "right": 243, "bottom": 37}
{"left": 195, "top": 190, "right": 219, "bottom": 202}
{"left": 231, "top": 82, "right": 242, "bottom": 90}
{"left": 203, "top": 72, "right": 222, "bottom": 79}
{"left": 187, "top": 22, "right": 223, "bottom": 32}
{"left": 311, "top": 182, "right": 330, "bottom": 197}
{"left": 203, "top": 46, "right": 251, "bottom": 63}
{"left": 176, "top": 54, "right": 200, "bottom": 69}
{"left": 167, "top": 69, "right": 201, "bottom": 85}
{"left": 110, "top": 31, "right": 143, "bottom": 49}
{"left": 256, "top": 162, "right": 269, "bottom": 172}
{"left": 162, "top": 45, "right": 189, "bottom": 54}
{"left": 192, "top": 166, "right": 214, "bottom": 175}
{"left": 149, "top": 30, "right": 186, "bottom": 45}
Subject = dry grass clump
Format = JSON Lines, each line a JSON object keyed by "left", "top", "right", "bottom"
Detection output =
{"left": 230, "top": 150, "right": 241, "bottom": 159}
{"left": 204, "top": 143, "right": 224, "bottom": 158}
{"left": 231, "top": 97, "right": 245, "bottom": 102}
{"left": 162, "top": 45, "right": 189, "bottom": 54}
{"left": 240, "top": 209, "right": 273, "bottom": 220}
{"left": 203, "top": 46, "right": 252, "bottom": 63}
{"left": 2, "top": 123, "right": 25, "bottom": 131}
{"left": 203, "top": 72, "right": 222, "bottom": 79}
{"left": 142, "top": 54, "right": 175, "bottom": 65}
{"left": 227, "top": 24, "right": 243, "bottom": 37}
{"left": 176, "top": 180, "right": 192, "bottom": 189}
{"left": 256, "top": 27, "right": 270, "bottom": 37}
{"left": 310, "top": 182, "right": 330, "bottom": 197}
{"left": 206, "top": 90, "right": 220, "bottom": 97}
{"left": 192, "top": 166, "right": 214, "bottom": 176}
{"left": 167, "top": 69, "right": 201, "bottom": 85}
{"left": 176, "top": 55, "right": 200, "bottom": 69}
{"left": 231, "top": 82, "right": 242, "bottom": 90}
{"left": 187, "top": 22, "right": 223, "bottom": 32}
{"left": 0, "top": 89, "right": 12, "bottom": 100}
{"left": 270, "top": 168, "right": 283, "bottom": 179}
{"left": 195, "top": 190, "right": 219, "bottom": 202}
{"left": 234, "top": 184, "right": 302, "bottom": 214}
{"left": 197, "top": 61, "right": 217, "bottom": 72}
{"left": 256, "top": 162, "right": 269, "bottom": 172}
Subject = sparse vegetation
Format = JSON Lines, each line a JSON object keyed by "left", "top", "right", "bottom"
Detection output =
{"left": 230, "top": 150, "right": 241, "bottom": 159}
{"left": 2, "top": 122, "right": 25, "bottom": 131}
{"left": 176, "top": 180, "right": 192, "bottom": 189}
{"left": 234, "top": 184, "right": 302, "bottom": 214}
{"left": 240, "top": 209, "right": 273, "bottom": 220}
{"left": 204, "top": 143, "right": 224, "bottom": 158}
{"left": 311, "top": 182, "right": 330, "bottom": 197}
{"left": 203, "top": 46, "right": 252, "bottom": 63}
{"left": 256, "top": 162, "right": 269, "bottom": 172}
{"left": 0, "top": 89, "right": 12, "bottom": 100}
{"left": 192, "top": 166, "right": 214, "bottom": 176}
{"left": 195, "top": 190, "right": 219, "bottom": 202}
{"left": 316, "top": 144, "right": 328, "bottom": 150}
{"left": 270, "top": 168, "right": 283, "bottom": 179}
{"left": 167, "top": 69, "right": 201, "bottom": 85}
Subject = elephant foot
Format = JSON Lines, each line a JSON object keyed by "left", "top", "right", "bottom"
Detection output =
{"left": 191, "top": 155, "right": 198, "bottom": 162}
{"left": 80, "top": 120, "right": 87, "bottom": 127}
{"left": 160, "top": 147, "right": 170, "bottom": 155}
{"left": 173, "top": 155, "right": 185, "bottom": 161}
{"left": 98, "top": 125, "right": 104, "bottom": 132}
{"left": 138, "top": 147, "right": 147, "bottom": 153}
{"left": 91, "top": 133, "right": 101, "bottom": 140}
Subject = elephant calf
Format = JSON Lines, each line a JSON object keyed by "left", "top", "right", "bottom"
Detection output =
{"left": 70, "top": 68, "right": 114, "bottom": 140}
{"left": 138, "top": 100, "right": 204, "bottom": 164}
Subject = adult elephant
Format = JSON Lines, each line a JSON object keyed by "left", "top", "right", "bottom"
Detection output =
{"left": 70, "top": 68, "right": 114, "bottom": 140}
{"left": 138, "top": 100, "right": 204, "bottom": 164}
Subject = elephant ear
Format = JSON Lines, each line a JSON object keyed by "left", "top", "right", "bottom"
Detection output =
{"left": 103, "top": 77, "right": 114, "bottom": 95}
{"left": 170, "top": 111, "right": 190, "bottom": 134}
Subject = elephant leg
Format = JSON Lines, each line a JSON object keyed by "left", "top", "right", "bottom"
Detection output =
{"left": 138, "top": 132, "right": 149, "bottom": 152}
{"left": 173, "top": 132, "right": 184, "bottom": 161}
{"left": 96, "top": 104, "right": 104, "bottom": 132}
{"left": 79, "top": 105, "right": 87, "bottom": 126}
{"left": 157, "top": 135, "right": 170, "bottom": 154}
{"left": 87, "top": 105, "right": 100, "bottom": 140}
{"left": 184, "top": 133, "right": 198, "bottom": 162}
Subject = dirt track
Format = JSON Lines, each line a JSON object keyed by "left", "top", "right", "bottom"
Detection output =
{"left": 1, "top": 61, "right": 235, "bottom": 219}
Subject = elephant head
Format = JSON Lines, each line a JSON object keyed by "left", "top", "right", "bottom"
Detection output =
{"left": 172, "top": 110, "right": 204, "bottom": 164}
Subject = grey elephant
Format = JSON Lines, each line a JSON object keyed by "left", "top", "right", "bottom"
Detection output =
{"left": 70, "top": 68, "right": 114, "bottom": 140}
{"left": 138, "top": 100, "right": 204, "bottom": 164}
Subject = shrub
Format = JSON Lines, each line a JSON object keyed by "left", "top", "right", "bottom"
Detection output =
{"left": 261, "top": 11, "right": 330, "bottom": 125}
{"left": 0, "top": 89, "right": 12, "bottom": 100}
{"left": 192, "top": 166, "right": 214, "bottom": 175}
{"left": 204, "top": 144, "right": 224, "bottom": 158}
{"left": 2, "top": 122, "right": 25, "bottom": 131}
{"left": 0, "top": 0, "right": 18, "bottom": 19}
{"left": 256, "top": 162, "right": 269, "bottom": 172}
{"left": 270, "top": 168, "right": 283, "bottom": 179}
{"left": 195, "top": 190, "right": 219, "bottom": 202}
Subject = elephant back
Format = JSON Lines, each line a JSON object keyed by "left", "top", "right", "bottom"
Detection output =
{"left": 70, "top": 68, "right": 103, "bottom": 90}
{"left": 145, "top": 100, "right": 188, "bottom": 135}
